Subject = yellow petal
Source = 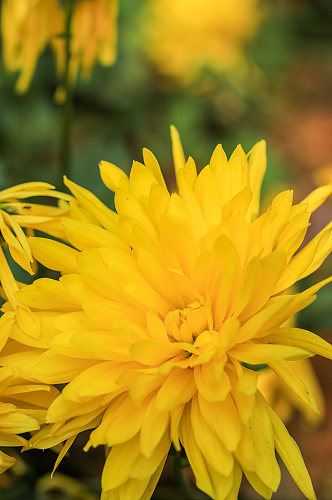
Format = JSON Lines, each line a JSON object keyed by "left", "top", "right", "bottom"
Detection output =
{"left": 301, "top": 184, "right": 332, "bottom": 212}
{"left": 155, "top": 367, "right": 196, "bottom": 411}
{"left": 99, "top": 161, "right": 129, "bottom": 192}
{"left": 262, "top": 327, "right": 332, "bottom": 359}
{"left": 0, "top": 451, "right": 16, "bottom": 474}
{"left": 27, "top": 352, "right": 96, "bottom": 384}
{"left": 0, "top": 432, "right": 26, "bottom": 447}
{"left": 129, "top": 432, "right": 169, "bottom": 480}
{"left": 276, "top": 222, "right": 332, "bottom": 292}
{"left": 0, "top": 182, "right": 55, "bottom": 197}
{"left": 244, "top": 471, "right": 273, "bottom": 499}
{"left": 230, "top": 341, "right": 311, "bottom": 364}
{"left": 15, "top": 279, "right": 78, "bottom": 311}
{"left": 179, "top": 404, "right": 214, "bottom": 498}
{"left": 70, "top": 331, "right": 131, "bottom": 361}
{"left": 64, "top": 177, "right": 118, "bottom": 231}
{"left": 16, "top": 305, "right": 41, "bottom": 338}
{"left": 102, "top": 436, "right": 140, "bottom": 490}
{"left": 137, "top": 248, "right": 184, "bottom": 309}
{"left": 248, "top": 394, "right": 281, "bottom": 491}
{"left": 140, "top": 395, "right": 169, "bottom": 457}
{"left": 51, "top": 435, "right": 76, "bottom": 478}
{"left": 129, "top": 161, "right": 159, "bottom": 199}
{"left": 224, "top": 463, "right": 242, "bottom": 500}
{"left": 247, "top": 140, "right": 266, "bottom": 220}
{"left": 0, "top": 410, "right": 39, "bottom": 434}
{"left": 191, "top": 395, "right": 234, "bottom": 476}
{"left": 194, "top": 362, "right": 231, "bottom": 402}
{"left": 198, "top": 394, "right": 241, "bottom": 452}
{"left": 0, "top": 314, "right": 14, "bottom": 351}
{"left": 142, "top": 148, "right": 167, "bottom": 188}
{"left": 170, "top": 125, "right": 186, "bottom": 185}
{"left": 269, "top": 360, "right": 318, "bottom": 412}
{"left": 0, "top": 246, "right": 19, "bottom": 308}
{"left": 266, "top": 400, "right": 317, "bottom": 500}
{"left": 61, "top": 362, "right": 124, "bottom": 401}
{"left": 62, "top": 217, "right": 127, "bottom": 252}
{"left": 139, "top": 456, "right": 167, "bottom": 500}
{"left": 90, "top": 395, "right": 142, "bottom": 447}
{"left": 130, "top": 339, "right": 183, "bottom": 366}
{"left": 29, "top": 237, "right": 79, "bottom": 274}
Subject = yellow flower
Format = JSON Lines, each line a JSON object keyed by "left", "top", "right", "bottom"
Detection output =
{"left": 0, "top": 365, "right": 58, "bottom": 474}
{"left": 0, "top": 182, "right": 71, "bottom": 338}
{"left": 144, "top": 0, "right": 260, "bottom": 83}
{"left": 1, "top": 128, "right": 332, "bottom": 499}
{"left": 1, "top": 0, "right": 118, "bottom": 94}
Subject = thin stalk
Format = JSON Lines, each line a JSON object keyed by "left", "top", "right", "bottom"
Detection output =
{"left": 60, "top": 0, "right": 75, "bottom": 184}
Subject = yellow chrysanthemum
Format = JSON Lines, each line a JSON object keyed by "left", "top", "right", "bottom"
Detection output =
{"left": 144, "top": 0, "right": 260, "bottom": 83}
{"left": 1, "top": 0, "right": 118, "bottom": 94}
{"left": 1, "top": 128, "right": 332, "bottom": 499}
{"left": 0, "top": 365, "right": 58, "bottom": 474}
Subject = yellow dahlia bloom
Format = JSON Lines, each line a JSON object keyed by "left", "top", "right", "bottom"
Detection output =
{"left": 1, "top": 0, "right": 118, "bottom": 94}
{"left": 144, "top": 0, "right": 260, "bottom": 83}
{"left": 0, "top": 365, "right": 58, "bottom": 474}
{"left": 1, "top": 129, "right": 332, "bottom": 499}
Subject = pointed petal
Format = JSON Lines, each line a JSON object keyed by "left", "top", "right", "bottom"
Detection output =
{"left": 266, "top": 401, "right": 317, "bottom": 500}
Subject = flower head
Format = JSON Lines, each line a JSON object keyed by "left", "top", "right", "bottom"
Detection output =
{"left": 144, "top": 0, "right": 260, "bottom": 83}
{"left": 1, "top": 0, "right": 118, "bottom": 94}
{"left": 1, "top": 129, "right": 332, "bottom": 499}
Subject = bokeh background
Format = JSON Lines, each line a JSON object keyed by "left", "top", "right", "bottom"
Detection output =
{"left": 0, "top": 0, "right": 332, "bottom": 498}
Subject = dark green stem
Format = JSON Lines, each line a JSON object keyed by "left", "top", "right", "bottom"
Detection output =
{"left": 60, "top": 0, "right": 74, "bottom": 184}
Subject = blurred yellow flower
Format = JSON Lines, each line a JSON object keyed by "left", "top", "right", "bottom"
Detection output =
{"left": 258, "top": 359, "right": 325, "bottom": 427}
{"left": 0, "top": 365, "right": 58, "bottom": 474}
{"left": 314, "top": 164, "right": 332, "bottom": 188}
{"left": 1, "top": 0, "right": 118, "bottom": 94}
{"left": 1, "top": 129, "right": 332, "bottom": 499}
{"left": 144, "top": 0, "right": 261, "bottom": 83}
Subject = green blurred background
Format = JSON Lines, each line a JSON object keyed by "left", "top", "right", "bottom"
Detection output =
{"left": 0, "top": 0, "right": 332, "bottom": 498}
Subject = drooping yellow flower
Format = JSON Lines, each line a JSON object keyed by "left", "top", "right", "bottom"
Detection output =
{"left": 144, "top": 0, "right": 260, "bottom": 83}
{"left": 0, "top": 365, "right": 58, "bottom": 474}
{"left": 1, "top": 0, "right": 63, "bottom": 93}
{"left": 1, "top": 128, "right": 332, "bottom": 499}
{"left": 1, "top": 0, "right": 118, "bottom": 94}
{"left": 53, "top": 0, "right": 118, "bottom": 87}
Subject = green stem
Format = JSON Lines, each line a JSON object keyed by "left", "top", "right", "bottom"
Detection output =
{"left": 60, "top": 0, "right": 74, "bottom": 184}
{"left": 173, "top": 453, "right": 207, "bottom": 500}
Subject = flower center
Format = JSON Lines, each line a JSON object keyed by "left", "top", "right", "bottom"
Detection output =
{"left": 162, "top": 300, "right": 218, "bottom": 362}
